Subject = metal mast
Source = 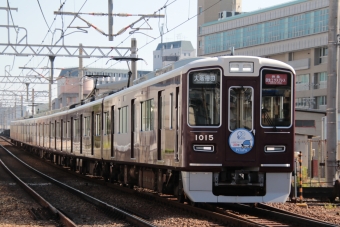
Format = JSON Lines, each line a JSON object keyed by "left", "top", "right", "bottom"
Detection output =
{"left": 326, "top": 0, "right": 339, "bottom": 186}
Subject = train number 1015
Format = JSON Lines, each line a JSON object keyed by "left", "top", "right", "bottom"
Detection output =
{"left": 195, "top": 135, "right": 214, "bottom": 141}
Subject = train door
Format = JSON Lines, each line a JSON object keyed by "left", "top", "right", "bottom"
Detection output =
{"left": 71, "top": 117, "right": 73, "bottom": 153}
{"left": 175, "top": 87, "right": 180, "bottom": 162}
{"left": 131, "top": 99, "right": 135, "bottom": 159}
{"left": 80, "top": 114, "right": 83, "bottom": 154}
{"left": 157, "top": 91, "right": 163, "bottom": 160}
{"left": 61, "top": 119, "right": 63, "bottom": 151}
{"left": 111, "top": 106, "right": 114, "bottom": 157}
{"left": 226, "top": 80, "right": 258, "bottom": 163}
{"left": 91, "top": 111, "right": 94, "bottom": 155}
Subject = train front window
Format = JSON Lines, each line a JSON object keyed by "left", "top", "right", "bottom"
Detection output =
{"left": 261, "top": 70, "right": 292, "bottom": 127}
{"left": 188, "top": 69, "right": 221, "bottom": 127}
{"left": 229, "top": 87, "right": 253, "bottom": 131}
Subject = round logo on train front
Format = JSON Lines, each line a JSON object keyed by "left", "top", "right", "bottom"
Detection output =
{"left": 229, "top": 128, "right": 254, "bottom": 154}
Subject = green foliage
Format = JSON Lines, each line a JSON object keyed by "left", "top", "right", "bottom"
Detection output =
{"left": 324, "top": 203, "right": 337, "bottom": 209}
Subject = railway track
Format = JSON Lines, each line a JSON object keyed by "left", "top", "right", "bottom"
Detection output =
{"left": 0, "top": 140, "right": 155, "bottom": 227}
{"left": 2, "top": 136, "right": 339, "bottom": 226}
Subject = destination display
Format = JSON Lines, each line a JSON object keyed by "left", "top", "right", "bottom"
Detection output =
{"left": 265, "top": 74, "right": 287, "bottom": 85}
{"left": 192, "top": 72, "right": 217, "bottom": 84}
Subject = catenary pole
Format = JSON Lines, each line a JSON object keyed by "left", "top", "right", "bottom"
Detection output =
{"left": 79, "top": 43, "right": 83, "bottom": 103}
{"left": 326, "top": 0, "right": 339, "bottom": 186}
{"left": 108, "top": 0, "right": 114, "bottom": 41}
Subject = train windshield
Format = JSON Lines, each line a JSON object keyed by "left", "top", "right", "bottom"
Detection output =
{"left": 261, "top": 70, "right": 292, "bottom": 127}
{"left": 188, "top": 69, "right": 221, "bottom": 126}
{"left": 229, "top": 87, "right": 253, "bottom": 131}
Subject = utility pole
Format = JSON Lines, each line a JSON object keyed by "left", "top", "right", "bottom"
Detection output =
{"left": 21, "top": 95, "right": 23, "bottom": 117}
{"left": 32, "top": 88, "right": 34, "bottom": 115}
{"left": 130, "top": 38, "right": 137, "bottom": 84}
{"left": 326, "top": 0, "right": 339, "bottom": 186}
{"left": 49, "top": 56, "right": 55, "bottom": 111}
{"left": 108, "top": 0, "right": 113, "bottom": 41}
{"left": 79, "top": 43, "right": 83, "bottom": 103}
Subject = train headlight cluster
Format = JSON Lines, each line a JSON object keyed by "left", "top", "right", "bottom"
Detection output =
{"left": 229, "top": 62, "right": 254, "bottom": 73}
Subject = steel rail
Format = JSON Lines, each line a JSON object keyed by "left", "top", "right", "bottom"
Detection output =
{"left": 0, "top": 143, "right": 156, "bottom": 227}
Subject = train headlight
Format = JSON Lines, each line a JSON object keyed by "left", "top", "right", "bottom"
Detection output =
{"left": 193, "top": 145, "right": 214, "bottom": 152}
{"left": 229, "top": 62, "right": 254, "bottom": 73}
{"left": 264, "top": 145, "right": 286, "bottom": 153}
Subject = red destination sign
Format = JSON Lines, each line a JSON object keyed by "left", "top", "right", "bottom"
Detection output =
{"left": 265, "top": 74, "right": 287, "bottom": 85}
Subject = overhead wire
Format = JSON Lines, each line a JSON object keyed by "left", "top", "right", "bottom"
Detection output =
{"left": 139, "top": 0, "right": 222, "bottom": 50}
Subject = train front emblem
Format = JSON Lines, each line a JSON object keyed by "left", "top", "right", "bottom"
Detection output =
{"left": 229, "top": 128, "right": 254, "bottom": 154}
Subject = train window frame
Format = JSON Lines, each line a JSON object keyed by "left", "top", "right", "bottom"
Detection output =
{"left": 187, "top": 67, "right": 222, "bottom": 128}
{"left": 228, "top": 86, "right": 254, "bottom": 132}
{"left": 260, "top": 68, "right": 293, "bottom": 128}
{"left": 141, "top": 99, "right": 154, "bottom": 131}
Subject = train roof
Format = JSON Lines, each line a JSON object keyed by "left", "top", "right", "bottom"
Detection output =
{"left": 11, "top": 56, "right": 295, "bottom": 123}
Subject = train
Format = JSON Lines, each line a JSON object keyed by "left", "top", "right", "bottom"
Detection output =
{"left": 10, "top": 56, "right": 295, "bottom": 203}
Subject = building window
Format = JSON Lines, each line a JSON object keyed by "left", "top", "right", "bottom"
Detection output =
{"left": 296, "top": 74, "right": 309, "bottom": 91}
{"left": 203, "top": 8, "right": 329, "bottom": 55}
{"left": 198, "top": 6, "right": 202, "bottom": 15}
{"left": 295, "top": 97, "right": 314, "bottom": 109}
{"left": 141, "top": 99, "right": 154, "bottom": 131}
{"left": 314, "top": 72, "right": 327, "bottom": 89}
{"left": 319, "top": 47, "right": 328, "bottom": 64}
{"left": 288, "top": 52, "right": 294, "bottom": 61}
{"left": 316, "top": 96, "right": 327, "bottom": 110}
{"left": 119, "top": 106, "right": 128, "bottom": 134}
{"left": 295, "top": 120, "right": 315, "bottom": 127}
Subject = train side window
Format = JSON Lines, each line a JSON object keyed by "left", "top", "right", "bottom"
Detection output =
{"left": 170, "top": 93, "right": 173, "bottom": 129}
{"left": 56, "top": 122, "right": 60, "bottom": 138}
{"left": 63, "top": 121, "right": 67, "bottom": 139}
{"left": 95, "top": 113, "right": 101, "bottom": 136}
{"left": 51, "top": 122, "right": 54, "bottom": 137}
{"left": 73, "top": 118, "right": 79, "bottom": 138}
{"left": 141, "top": 99, "right": 154, "bottom": 131}
{"left": 119, "top": 106, "right": 128, "bottom": 134}
{"left": 103, "top": 112, "right": 109, "bottom": 135}
{"left": 84, "top": 116, "right": 91, "bottom": 136}
{"left": 229, "top": 87, "right": 253, "bottom": 131}
{"left": 67, "top": 121, "right": 70, "bottom": 138}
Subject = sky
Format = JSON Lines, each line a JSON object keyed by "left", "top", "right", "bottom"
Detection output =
{"left": 0, "top": 0, "right": 293, "bottom": 106}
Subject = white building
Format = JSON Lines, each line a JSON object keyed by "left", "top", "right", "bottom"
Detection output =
{"left": 153, "top": 41, "right": 196, "bottom": 70}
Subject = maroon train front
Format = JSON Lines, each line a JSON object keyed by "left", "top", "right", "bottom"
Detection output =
{"left": 10, "top": 56, "right": 295, "bottom": 203}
